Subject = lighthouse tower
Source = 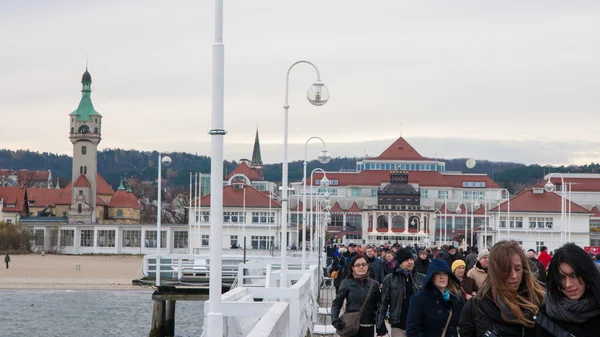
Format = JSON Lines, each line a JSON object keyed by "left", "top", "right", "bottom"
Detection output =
{"left": 68, "top": 68, "right": 102, "bottom": 223}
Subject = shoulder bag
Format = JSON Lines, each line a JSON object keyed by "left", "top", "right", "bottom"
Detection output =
{"left": 336, "top": 279, "right": 375, "bottom": 337}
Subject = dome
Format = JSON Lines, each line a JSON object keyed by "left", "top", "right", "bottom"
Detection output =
{"left": 81, "top": 70, "right": 92, "bottom": 83}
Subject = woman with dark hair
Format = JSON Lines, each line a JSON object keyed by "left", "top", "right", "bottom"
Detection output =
{"left": 331, "top": 254, "right": 383, "bottom": 337}
{"left": 536, "top": 243, "right": 600, "bottom": 336}
{"left": 458, "top": 240, "right": 545, "bottom": 337}
{"left": 406, "top": 259, "right": 465, "bottom": 337}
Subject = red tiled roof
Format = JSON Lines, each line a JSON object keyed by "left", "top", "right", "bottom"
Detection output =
{"left": 26, "top": 188, "right": 64, "bottom": 207}
{"left": 347, "top": 201, "right": 361, "bottom": 214}
{"left": 96, "top": 196, "right": 108, "bottom": 206}
{"left": 225, "top": 162, "right": 262, "bottom": 181}
{"left": 330, "top": 201, "right": 344, "bottom": 214}
{"left": 97, "top": 174, "right": 115, "bottom": 195}
{"left": 305, "top": 170, "right": 498, "bottom": 188}
{"left": 370, "top": 137, "right": 434, "bottom": 161}
{"left": 108, "top": 190, "right": 140, "bottom": 209}
{"left": 439, "top": 203, "right": 449, "bottom": 214}
{"left": 490, "top": 187, "right": 590, "bottom": 214}
{"left": 545, "top": 177, "right": 600, "bottom": 192}
{"left": 0, "top": 187, "right": 26, "bottom": 212}
{"left": 54, "top": 190, "right": 72, "bottom": 205}
{"left": 590, "top": 206, "right": 600, "bottom": 218}
{"left": 18, "top": 170, "right": 50, "bottom": 182}
{"left": 198, "top": 184, "right": 281, "bottom": 208}
{"left": 73, "top": 174, "right": 92, "bottom": 187}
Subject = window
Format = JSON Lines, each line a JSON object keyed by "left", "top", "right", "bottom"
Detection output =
{"left": 223, "top": 211, "right": 245, "bottom": 223}
{"left": 346, "top": 234, "right": 362, "bottom": 240}
{"left": 420, "top": 189, "right": 428, "bottom": 199}
{"left": 79, "top": 190, "right": 83, "bottom": 196}
{"left": 81, "top": 230, "right": 94, "bottom": 247}
{"left": 500, "top": 216, "right": 524, "bottom": 228}
{"left": 145, "top": 230, "right": 166, "bottom": 248}
{"left": 122, "top": 230, "right": 141, "bottom": 247}
{"left": 77, "top": 204, "right": 82, "bottom": 213}
{"left": 463, "top": 191, "right": 485, "bottom": 200}
{"left": 84, "top": 166, "right": 87, "bottom": 174}
{"left": 71, "top": 127, "right": 74, "bottom": 133}
{"left": 34, "top": 229, "right": 44, "bottom": 246}
{"left": 198, "top": 211, "right": 210, "bottom": 222}
{"left": 78, "top": 125, "right": 90, "bottom": 133}
{"left": 251, "top": 212, "right": 275, "bottom": 224}
{"left": 82, "top": 146, "right": 87, "bottom": 155}
{"left": 5, "top": 204, "right": 15, "bottom": 208}
{"left": 230, "top": 235, "right": 238, "bottom": 247}
{"left": 116, "top": 209, "right": 123, "bottom": 217}
{"left": 94, "top": 127, "right": 98, "bottom": 133}
{"left": 347, "top": 215, "right": 362, "bottom": 230}
{"left": 97, "top": 230, "right": 115, "bottom": 247}
{"left": 202, "top": 235, "right": 210, "bottom": 246}
{"left": 251, "top": 236, "right": 274, "bottom": 249}
{"left": 80, "top": 166, "right": 83, "bottom": 174}
{"left": 174, "top": 231, "right": 188, "bottom": 249}
{"left": 28, "top": 201, "right": 36, "bottom": 206}
{"left": 351, "top": 188, "right": 362, "bottom": 197}
{"left": 438, "top": 190, "right": 448, "bottom": 199}
{"left": 61, "top": 230, "right": 74, "bottom": 246}
{"left": 316, "top": 187, "right": 338, "bottom": 195}
{"left": 529, "top": 217, "right": 552, "bottom": 229}
{"left": 6, "top": 219, "right": 12, "bottom": 224}
{"left": 371, "top": 189, "right": 378, "bottom": 197}
{"left": 462, "top": 182, "right": 486, "bottom": 188}
{"left": 535, "top": 241, "right": 545, "bottom": 252}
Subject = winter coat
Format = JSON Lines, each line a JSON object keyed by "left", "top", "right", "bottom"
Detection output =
{"left": 376, "top": 268, "right": 425, "bottom": 332}
{"left": 458, "top": 291, "right": 538, "bottom": 337}
{"left": 536, "top": 304, "right": 600, "bottom": 337}
{"left": 538, "top": 251, "right": 552, "bottom": 270}
{"left": 459, "top": 276, "right": 478, "bottom": 296}
{"left": 528, "top": 257, "right": 546, "bottom": 284}
{"left": 341, "top": 251, "right": 358, "bottom": 278}
{"left": 367, "top": 256, "right": 385, "bottom": 285}
{"left": 414, "top": 257, "right": 431, "bottom": 275}
{"left": 4, "top": 255, "right": 10, "bottom": 263}
{"left": 443, "top": 253, "right": 463, "bottom": 270}
{"left": 406, "top": 259, "right": 465, "bottom": 337}
{"left": 331, "top": 277, "right": 381, "bottom": 325}
{"left": 326, "top": 245, "right": 336, "bottom": 258}
{"left": 330, "top": 256, "right": 344, "bottom": 289}
{"left": 466, "top": 261, "right": 487, "bottom": 289}
{"left": 465, "top": 253, "right": 478, "bottom": 272}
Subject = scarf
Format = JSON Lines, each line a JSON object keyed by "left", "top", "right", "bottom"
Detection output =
{"left": 353, "top": 272, "right": 369, "bottom": 281}
{"left": 386, "top": 259, "right": 398, "bottom": 270}
{"left": 442, "top": 289, "right": 450, "bottom": 301}
{"left": 545, "top": 292, "right": 600, "bottom": 323}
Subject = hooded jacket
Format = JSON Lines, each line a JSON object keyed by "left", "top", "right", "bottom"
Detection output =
{"left": 406, "top": 259, "right": 465, "bottom": 337}
{"left": 376, "top": 267, "right": 425, "bottom": 332}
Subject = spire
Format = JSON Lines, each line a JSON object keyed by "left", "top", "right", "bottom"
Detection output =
{"left": 118, "top": 177, "right": 125, "bottom": 190}
{"left": 70, "top": 67, "right": 101, "bottom": 121}
{"left": 251, "top": 124, "right": 262, "bottom": 167}
{"left": 55, "top": 178, "right": 60, "bottom": 189}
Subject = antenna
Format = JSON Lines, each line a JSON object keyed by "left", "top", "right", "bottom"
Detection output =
{"left": 400, "top": 123, "right": 403, "bottom": 137}
{"left": 85, "top": 53, "right": 88, "bottom": 70}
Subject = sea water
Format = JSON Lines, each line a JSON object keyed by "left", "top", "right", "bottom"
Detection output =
{"left": 0, "top": 290, "right": 204, "bottom": 337}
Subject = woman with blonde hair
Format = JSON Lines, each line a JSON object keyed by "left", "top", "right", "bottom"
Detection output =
{"left": 458, "top": 240, "right": 545, "bottom": 337}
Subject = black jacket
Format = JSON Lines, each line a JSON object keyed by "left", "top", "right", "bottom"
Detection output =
{"left": 331, "top": 277, "right": 381, "bottom": 325}
{"left": 376, "top": 268, "right": 425, "bottom": 332}
{"left": 458, "top": 292, "right": 537, "bottom": 337}
{"left": 330, "top": 255, "right": 344, "bottom": 289}
{"left": 367, "top": 256, "right": 385, "bottom": 285}
{"left": 465, "top": 253, "right": 478, "bottom": 272}
{"left": 406, "top": 259, "right": 465, "bottom": 337}
{"left": 528, "top": 257, "right": 547, "bottom": 284}
{"left": 536, "top": 304, "right": 600, "bottom": 337}
{"left": 414, "top": 257, "right": 431, "bottom": 275}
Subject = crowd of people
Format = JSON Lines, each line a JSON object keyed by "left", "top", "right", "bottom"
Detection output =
{"left": 326, "top": 241, "right": 600, "bottom": 337}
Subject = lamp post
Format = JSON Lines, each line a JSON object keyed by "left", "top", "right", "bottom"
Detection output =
{"left": 545, "top": 173, "right": 566, "bottom": 245}
{"left": 206, "top": 0, "right": 225, "bottom": 334}
{"left": 455, "top": 202, "right": 469, "bottom": 248}
{"left": 474, "top": 195, "right": 487, "bottom": 249}
{"left": 496, "top": 189, "right": 511, "bottom": 241}
{"left": 310, "top": 168, "right": 328, "bottom": 253}
{"left": 433, "top": 210, "right": 441, "bottom": 246}
{"left": 156, "top": 153, "right": 171, "bottom": 287}
{"left": 302, "top": 137, "right": 330, "bottom": 270}
{"left": 280, "top": 60, "right": 328, "bottom": 287}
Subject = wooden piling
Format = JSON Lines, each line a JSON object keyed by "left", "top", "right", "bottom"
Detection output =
{"left": 165, "top": 300, "right": 176, "bottom": 337}
{"left": 149, "top": 300, "right": 165, "bottom": 337}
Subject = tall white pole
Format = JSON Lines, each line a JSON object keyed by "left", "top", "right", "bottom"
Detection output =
{"left": 302, "top": 161, "right": 307, "bottom": 269}
{"left": 444, "top": 196, "right": 447, "bottom": 245}
{"left": 189, "top": 172, "right": 192, "bottom": 254}
{"left": 470, "top": 199, "right": 474, "bottom": 249}
{"left": 198, "top": 173, "right": 201, "bottom": 249}
{"left": 156, "top": 153, "right": 162, "bottom": 287}
{"left": 243, "top": 186, "right": 246, "bottom": 250}
{"left": 206, "top": 0, "right": 225, "bottom": 333}
{"left": 568, "top": 182, "right": 572, "bottom": 242}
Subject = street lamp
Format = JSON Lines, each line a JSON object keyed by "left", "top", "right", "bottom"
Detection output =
{"left": 456, "top": 202, "right": 469, "bottom": 248}
{"left": 280, "top": 60, "right": 329, "bottom": 287}
{"left": 156, "top": 153, "right": 171, "bottom": 287}
{"left": 496, "top": 189, "right": 510, "bottom": 241}
{"left": 302, "top": 137, "right": 330, "bottom": 270}
{"left": 545, "top": 173, "right": 566, "bottom": 245}
{"left": 474, "top": 195, "right": 487, "bottom": 249}
{"left": 433, "top": 210, "right": 442, "bottom": 246}
{"left": 310, "top": 168, "right": 328, "bottom": 253}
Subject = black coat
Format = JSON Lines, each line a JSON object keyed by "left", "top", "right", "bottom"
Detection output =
{"left": 536, "top": 305, "right": 600, "bottom": 337}
{"left": 331, "top": 277, "right": 381, "bottom": 325}
{"left": 414, "top": 257, "right": 431, "bottom": 275}
{"left": 376, "top": 269, "right": 425, "bottom": 332}
{"left": 367, "top": 256, "right": 385, "bottom": 284}
{"left": 330, "top": 256, "right": 345, "bottom": 289}
{"left": 406, "top": 259, "right": 465, "bottom": 337}
{"left": 458, "top": 293, "right": 537, "bottom": 337}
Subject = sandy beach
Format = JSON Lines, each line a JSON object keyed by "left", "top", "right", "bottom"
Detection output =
{"left": 0, "top": 254, "right": 148, "bottom": 290}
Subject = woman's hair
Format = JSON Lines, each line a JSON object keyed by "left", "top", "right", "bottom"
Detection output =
{"left": 477, "top": 240, "right": 545, "bottom": 327}
{"left": 346, "top": 254, "right": 369, "bottom": 279}
{"left": 547, "top": 243, "right": 600, "bottom": 304}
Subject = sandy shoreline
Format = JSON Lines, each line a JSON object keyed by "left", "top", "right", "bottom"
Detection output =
{"left": 0, "top": 254, "right": 149, "bottom": 290}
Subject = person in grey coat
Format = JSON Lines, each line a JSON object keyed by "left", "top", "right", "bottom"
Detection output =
{"left": 365, "top": 246, "right": 385, "bottom": 285}
{"left": 464, "top": 247, "right": 478, "bottom": 273}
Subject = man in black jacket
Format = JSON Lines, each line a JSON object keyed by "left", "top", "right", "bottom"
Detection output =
{"left": 366, "top": 246, "right": 385, "bottom": 285}
{"left": 376, "top": 249, "right": 425, "bottom": 337}
{"left": 341, "top": 243, "right": 358, "bottom": 277}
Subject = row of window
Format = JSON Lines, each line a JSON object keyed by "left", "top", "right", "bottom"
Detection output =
{"left": 34, "top": 229, "right": 188, "bottom": 249}
{"left": 195, "top": 211, "right": 277, "bottom": 224}
{"left": 358, "top": 162, "right": 443, "bottom": 172}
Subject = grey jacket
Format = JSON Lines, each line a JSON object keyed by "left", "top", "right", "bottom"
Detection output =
{"left": 376, "top": 269, "right": 425, "bottom": 331}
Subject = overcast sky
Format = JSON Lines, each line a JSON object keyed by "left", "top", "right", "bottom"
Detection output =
{"left": 1, "top": 1, "right": 599, "bottom": 166}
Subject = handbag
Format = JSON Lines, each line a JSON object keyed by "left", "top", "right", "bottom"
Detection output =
{"left": 336, "top": 279, "right": 375, "bottom": 337}
{"left": 441, "top": 309, "right": 453, "bottom": 337}
{"left": 331, "top": 270, "right": 339, "bottom": 279}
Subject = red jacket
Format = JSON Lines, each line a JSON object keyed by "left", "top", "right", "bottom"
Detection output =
{"left": 538, "top": 251, "right": 552, "bottom": 270}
